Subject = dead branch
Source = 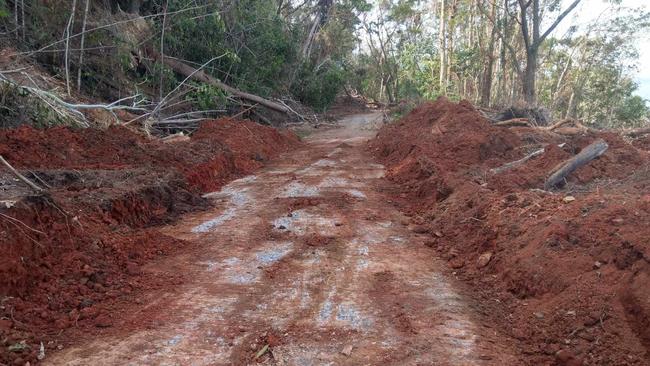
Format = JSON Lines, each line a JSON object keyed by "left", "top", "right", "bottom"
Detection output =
{"left": 0, "top": 155, "right": 45, "bottom": 193}
{"left": 490, "top": 148, "right": 545, "bottom": 174}
{"left": 494, "top": 118, "right": 532, "bottom": 127}
{"left": 231, "top": 103, "right": 259, "bottom": 120}
{"left": 544, "top": 139, "right": 608, "bottom": 190}
{"left": 545, "top": 118, "right": 575, "bottom": 131}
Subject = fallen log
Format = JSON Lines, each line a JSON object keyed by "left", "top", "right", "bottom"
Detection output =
{"left": 624, "top": 126, "right": 650, "bottom": 137}
{"left": 544, "top": 139, "right": 608, "bottom": 190}
{"left": 490, "top": 148, "right": 545, "bottom": 175}
{"left": 146, "top": 50, "right": 290, "bottom": 115}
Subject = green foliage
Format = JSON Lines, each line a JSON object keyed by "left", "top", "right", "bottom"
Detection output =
{"left": 0, "top": 1, "right": 9, "bottom": 18}
{"left": 162, "top": 0, "right": 299, "bottom": 98}
{"left": 292, "top": 62, "right": 346, "bottom": 112}
{"left": 615, "top": 95, "right": 650, "bottom": 126}
{"left": 189, "top": 83, "right": 227, "bottom": 111}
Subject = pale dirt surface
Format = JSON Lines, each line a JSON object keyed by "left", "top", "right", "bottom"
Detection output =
{"left": 45, "top": 113, "right": 519, "bottom": 365}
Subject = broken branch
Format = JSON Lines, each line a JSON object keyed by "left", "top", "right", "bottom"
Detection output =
{"left": 0, "top": 155, "right": 45, "bottom": 193}
{"left": 490, "top": 148, "right": 545, "bottom": 175}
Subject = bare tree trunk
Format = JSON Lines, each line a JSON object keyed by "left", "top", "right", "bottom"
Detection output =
{"left": 159, "top": 0, "right": 169, "bottom": 104}
{"left": 64, "top": 0, "right": 78, "bottom": 96}
{"left": 77, "top": 0, "right": 91, "bottom": 93}
{"left": 302, "top": 14, "right": 322, "bottom": 59}
{"left": 522, "top": 47, "right": 538, "bottom": 104}
{"left": 21, "top": 0, "right": 25, "bottom": 41}
{"left": 480, "top": 0, "right": 497, "bottom": 106}
{"left": 438, "top": 0, "right": 447, "bottom": 95}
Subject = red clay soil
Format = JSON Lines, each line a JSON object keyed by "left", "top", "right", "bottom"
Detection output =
{"left": 370, "top": 97, "right": 650, "bottom": 366}
{"left": 0, "top": 118, "right": 298, "bottom": 365}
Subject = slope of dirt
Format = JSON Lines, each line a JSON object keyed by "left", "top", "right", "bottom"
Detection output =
{"left": 369, "top": 97, "right": 650, "bottom": 366}
{"left": 0, "top": 119, "right": 299, "bottom": 365}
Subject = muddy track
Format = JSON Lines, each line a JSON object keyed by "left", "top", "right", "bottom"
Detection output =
{"left": 46, "top": 114, "right": 518, "bottom": 365}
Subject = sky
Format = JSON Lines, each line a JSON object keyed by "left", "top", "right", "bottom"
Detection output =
{"left": 554, "top": 0, "right": 650, "bottom": 99}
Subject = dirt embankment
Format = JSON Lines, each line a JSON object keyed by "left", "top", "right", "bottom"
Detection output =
{"left": 0, "top": 119, "right": 298, "bottom": 365}
{"left": 370, "top": 98, "right": 650, "bottom": 366}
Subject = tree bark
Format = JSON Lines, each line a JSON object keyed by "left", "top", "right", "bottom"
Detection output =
{"left": 438, "top": 0, "right": 447, "bottom": 95}
{"left": 480, "top": 0, "right": 497, "bottom": 106}
{"left": 522, "top": 47, "right": 538, "bottom": 104}
{"left": 544, "top": 139, "right": 608, "bottom": 190}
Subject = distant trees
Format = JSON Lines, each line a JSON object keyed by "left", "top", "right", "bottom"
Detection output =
{"left": 349, "top": 0, "right": 650, "bottom": 127}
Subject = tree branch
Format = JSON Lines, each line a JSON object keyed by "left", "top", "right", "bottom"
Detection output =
{"left": 537, "top": 0, "right": 582, "bottom": 46}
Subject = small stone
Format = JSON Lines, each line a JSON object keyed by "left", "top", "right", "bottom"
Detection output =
{"left": 612, "top": 218, "right": 624, "bottom": 225}
{"left": 54, "top": 318, "right": 70, "bottom": 330}
{"left": 563, "top": 196, "right": 576, "bottom": 203}
{"left": 126, "top": 262, "right": 141, "bottom": 276}
{"left": 534, "top": 312, "right": 545, "bottom": 320}
{"left": 449, "top": 258, "right": 465, "bottom": 269}
{"left": 555, "top": 349, "right": 583, "bottom": 366}
{"left": 94, "top": 314, "right": 113, "bottom": 328}
{"left": 476, "top": 252, "right": 493, "bottom": 268}
{"left": 593, "top": 261, "right": 602, "bottom": 269}
{"left": 434, "top": 231, "right": 444, "bottom": 238}
{"left": 341, "top": 345, "right": 353, "bottom": 356}
{"left": 411, "top": 225, "right": 428, "bottom": 234}
{"left": 93, "top": 283, "right": 106, "bottom": 292}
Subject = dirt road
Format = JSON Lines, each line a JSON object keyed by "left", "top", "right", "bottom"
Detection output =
{"left": 46, "top": 113, "right": 517, "bottom": 365}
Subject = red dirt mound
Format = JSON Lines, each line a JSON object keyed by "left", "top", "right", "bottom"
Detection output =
{"left": 0, "top": 118, "right": 299, "bottom": 365}
{"left": 370, "top": 97, "right": 650, "bottom": 365}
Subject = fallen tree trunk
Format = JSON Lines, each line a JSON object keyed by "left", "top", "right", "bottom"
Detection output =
{"left": 544, "top": 139, "right": 608, "bottom": 190}
{"left": 147, "top": 50, "right": 290, "bottom": 115}
{"left": 624, "top": 126, "right": 650, "bottom": 137}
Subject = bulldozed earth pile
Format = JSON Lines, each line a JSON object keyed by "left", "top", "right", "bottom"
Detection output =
{"left": 370, "top": 97, "right": 650, "bottom": 365}
{"left": 0, "top": 119, "right": 298, "bottom": 365}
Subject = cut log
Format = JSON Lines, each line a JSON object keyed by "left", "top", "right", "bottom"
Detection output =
{"left": 544, "top": 139, "right": 608, "bottom": 190}
{"left": 490, "top": 148, "right": 545, "bottom": 175}
{"left": 146, "top": 50, "right": 290, "bottom": 115}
